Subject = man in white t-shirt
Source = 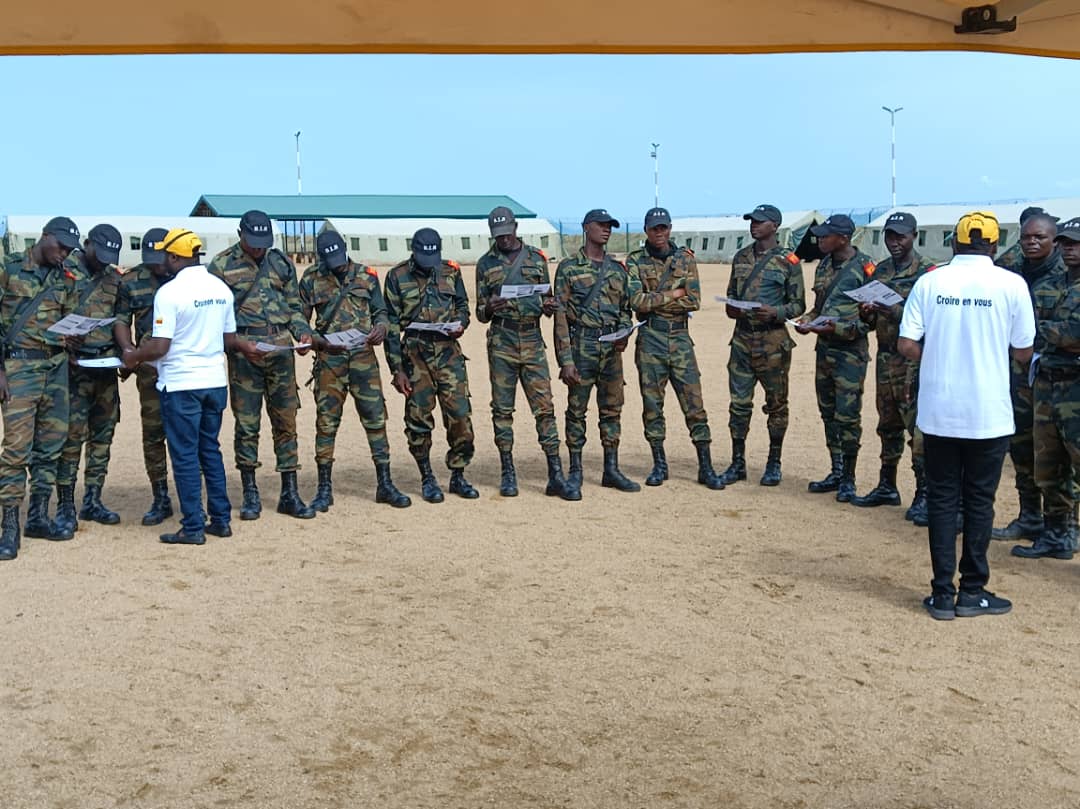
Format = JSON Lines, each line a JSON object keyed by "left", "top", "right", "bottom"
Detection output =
{"left": 123, "top": 229, "right": 258, "bottom": 545}
{"left": 899, "top": 211, "right": 1035, "bottom": 620}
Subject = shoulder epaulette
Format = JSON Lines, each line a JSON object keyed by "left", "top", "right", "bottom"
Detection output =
{"left": 365, "top": 266, "right": 378, "bottom": 278}
{"left": 446, "top": 259, "right": 461, "bottom": 271}
{"left": 684, "top": 247, "right": 695, "bottom": 257}
{"left": 785, "top": 252, "right": 800, "bottom": 265}
{"left": 926, "top": 264, "right": 937, "bottom": 272}
{"left": 64, "top": 268, "right": 77, "bottom": 281}
{"left": 536, "top": 249, "right": 548, "bottom": 262}
{"left": 863, "top": 261, "right": 876, "bottom": 277}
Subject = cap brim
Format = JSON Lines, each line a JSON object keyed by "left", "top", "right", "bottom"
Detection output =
{"left": 96, "top": 246, "right": 121, "bottom": 265}
{"left": 413, "top": 251, "right": 442, "bottom": 269}
{"left": 645, "top": 219, "right": 672, "bottom": 229}
{"left": 883, "top": 224, "right": 916, "bottom": 235}
{"left": 323, "top": 251, "right": 348, "bottom": 269}
{"left": 809, "top": 224, "right": 832, "bottom": 237}
{"left": 744, "top": 212, "right": 771, "bottom": 222}
{"left": 490, "top": 224, "right": 516, "bottom": 237}
{"left": 241, "top": 230, "right": 274, "bottom": 249}
{"left": 142, "top": 249, "right": 166, "bottom": 265}
{"left": 1055, "top": 232, "right": 1080, "bottom": 243}
{"left": 53, "top": 233, "right": 81, "bottom": 249}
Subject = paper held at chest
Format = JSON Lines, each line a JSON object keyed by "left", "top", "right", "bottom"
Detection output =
{"left": 324, "top": 329, "right": 368, "bottom": 350}
{"left": 842, "top": 280, "right": 903, "bottom": 307}
{"left": 500, "top": 283, "right": 551, "bottom": 300}
{"left": 406, "top": 321, "right": 462, "bottom": 336}
{"left": 714, "top": 296, "right": 762, "bottom": 310}
{"left": 47, "top": 314, "right": 117, "bottom": 336}
{"left": 597, "top": 322, "right": 644, "bottom": 343}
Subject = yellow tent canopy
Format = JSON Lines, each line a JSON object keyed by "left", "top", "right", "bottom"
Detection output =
{"left": 5, "top": 1, "right": 1080, "bottom": 58}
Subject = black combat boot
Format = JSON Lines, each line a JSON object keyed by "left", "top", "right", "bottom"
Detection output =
{"left": 1011, "top": 515, "right": 1074, "bottom": 560}
{"left": 24, "top": 490, "right": 72, "bottom": 541}
{"left": 808, "top": 453, "right": 844, "bottom": 493}
{"left": 375, "top": 462, "right": 411, "bottom": 508}
{"left": 992, "top": 492, "right": 1044, "bottom": 541}
{"left": 55, "top": 483, "right": 79, "bottom": 535}
{"left": 719, "top": 438, "right": 747, "bottom": 486}
{"left": 694, "top": 442, "right": 725, "bottom": 490}
{"left": 0, "top": 505, "right": 20, "bottom": 560}
{"left": 277, "top": 471, "right": 316, "bottom": 519}
{"left": 415, "top": 455, "right": 444, "bottom": 503}
{"left": 851, "top": 464, "right": 902, "bottom": 507}
{"left": 449, "top": 469, "right": 479, "bottom": 499}
{"left": 567, "top": 450, "right": 583, "bottom": 491}
{"left": 545, "top": 454, "right": 579, "bottom": 501}
{"left": 601, "top": 446, "right": 640, "bottom": 492}
{"left": 1070, "top": 502, "right": 1079, "bottom": 552}
{"left": 80, "top": 484, "right": 120, "bottom": 525}
{"left": 142, "top": 479, "right": 173, "bottom": 526}
{"left": 239, "top": 467, "right": 261, "bottom": 521}
{"left": 905, "top": 460, "right": 928, "bottom": 524}
{"left": 836, "top": 454, "right": 858, "bottom": 503}
{"left": 645, "top": 442, "right": 669, "bottom": 487}
{"left": 498, "top": 451, "right": 518, "bottom": 497}
{"left": 310, "top": 462, "right": 334, "bottom": 512}
{"left": 760, "top": 433, "right": 783, "bottom": 487}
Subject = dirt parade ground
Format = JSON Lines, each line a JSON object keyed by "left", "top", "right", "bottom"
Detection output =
{"left": 3, "top": 262, "right": 1079, "bottom": 809}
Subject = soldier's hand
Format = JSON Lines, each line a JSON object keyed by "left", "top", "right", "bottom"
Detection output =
{"left": 392, "top": 370, "right": 414, "bottom": 396}
{"left": 559, "top": 364, "right": 581, "bottom": 387}
{"left": 296, "top": 334, "right": 315, "bottom": 357}
{"left": 613, "top": 337, "right": 629, "bottom": 352}
{"left": 671, "top": 288, "right": 687, "bottom": 300}
{"left": 724, "top": 304, "right": 741, "bottom": 320}
{"left": 118, "top": 367, "right": 134, "bottom": 381}
{"left": 0, "top": 371, "right": 8, "bottom": 403}
{"left": 237, "top": 339, "right": 262, "bottom": 362}
{"left": 487, "top": 296, "right": 510, "bottom": 316}
{"left": 64, "top": 334, "right": 85, "bottom": 350}
{"left": 754, "top": 304, "right": 777, "bottom": 321}
{"left": 367, "top": 324, "right": 387, "bottom": 346}
{"left": 813, "top": 321, "right": 837, "bottom": 335}
{"left": 447, "top": 325, "right": 465, "bottom": 339}
{"left": 541, "top": 296, "right": 558, "bottom": 317}
{"left": 794, "top": 321, "right": 812, "bottom": 335}
{"left": 122, "top": 347, "right": 140, "bottom": 370}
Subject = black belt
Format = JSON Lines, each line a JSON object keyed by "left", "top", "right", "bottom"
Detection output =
{"left": 1039, "top": 365, "right": 1080, "bottom": 382}
{"left": 237, "top": 325, "right": 283, "bottom": 336}
{"left": 491, "top": 318, "right": 541, "bottom": 333}
{"left": 736, "top": 321, "right": 785, "bottom": 334}
{"left": 571, "top": 325, "right": 620, "bottom": 341}
{"left": 644, "top": 317, "right": 688, "bottom": 332}
{"left": 406, "top": 330, "right": 453, "bottom": 342}
{"left": 76, "top": 345, "right": 116, "bottom": 358}
{"left": 2, "top": 346, "right": 64, "bottom": 361}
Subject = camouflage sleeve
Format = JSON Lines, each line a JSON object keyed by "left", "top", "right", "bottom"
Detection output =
{"left": 781, "top": 259, "right": 806, "bottom": 321}
{"left": 475, "top": 257, "right": 493, "bottom": 323}
{"left": 618, "top": 269, "right": 633, "bottom": 331}
{"left": 1038, "top": 304, "right": 1080, "bottom": 353}
{"left": 453, "top": 269, "right": 471, "bottom": 330}
{"left": 676, "top": 253, "right": 700, "bottom": 313}
{"left": 369, "top": 276, "right": 389, "bottom": 329}
{"left": 384, "top": 271, "right": 404, "bottom": 374}
{"left": 831, "top": 269, "right": 872, "bottom": 340}
{"left": 205, "top": 253, "right": 227, "bottom": 281}
{"left": 553, "top": 260, "right": 573, "bottom": 367}
{"left": 281, "top": 256, "right": 314, "bottom": 341}
{"left": 114, "top": 276, "right": 134, "bottom": 326}
{"left": 297, "top": 271, "right": 314, "bottom": 323}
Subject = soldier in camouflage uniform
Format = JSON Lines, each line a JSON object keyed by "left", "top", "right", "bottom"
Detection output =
{"left": 384, "top": 228, "right": 478, "bottom": 504}
{"left": 992, "top": 211, "right": 1064, "bottom": 541}
{"left": 553, "top": 209, "right": 639, "bottom": 493}
{"left": 795, "top": 214, "right": 875, "bottom": 503}
{"left": 852, "top": 212, "right": 936, "bottom": 518}
{"left": 113, "top": 228, "right": 174, "bottom": 526}
{"left": 475, "top": 207, "right": 576, "bottom": 500}
{"left": 299, "top": 231, "right": 411, "bottom": 510}
{"left": 994, "top": 206, "right": 1050, "bottom": 275}
{"left": 626, "top": 207, "right": 723, "bottom": 489}
{"left": 0, "top": 217, "right": 82, "bottom": 558}
{"left": 53, "top": 224, "right": 125, "bottom": 533}
{"left": 207, "top": 210, "right": 324, "bottom": 521}
{"left": 1012, "top": 217, "right": 1080, "bottom": 560}
{"left": 719, "top": 204, "right": 805, "bottom": 487}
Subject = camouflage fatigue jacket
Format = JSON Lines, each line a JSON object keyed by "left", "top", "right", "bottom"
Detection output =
{"left": 384, "top": 258, "right": 470, "bottom": 374}
{"left": 475, "top": 243, "right": 552, "bottom": 323}
{"left": 65, "top": 249, "right": 123, "bottom": 353}
{"left": 626, "top": 244, "right": 700, "bottom": 320}
{"left": 207, "top": 243, "right": 311, "bottom": 339}
{"left": 114, "top": 263, "right": 168, "bottom": 345}
{"left": 727, "top": 244, "right": 806, "bottom": 322}
{"left": 866, "top": 252, "right": 936, "bottom": 353}
{"left": 0, "top": 249, "right": 77, "bottom": 352}
{"left": 808, "top": 250, "right": 876, "bottom": 343}
{"left": 299, "top": 259, "right": 388, "bottom": 335}
{"left": 1034, "top": 265, "right": 1080, "bottom": 370}
{"left": 553, "top": 249, "right": 634, "bottom": 366}
{"left": 1013, "top": 250, "right": 1065, "bottom": 308}
{"left": 995, "top": 242, "right": 1024, "bottom": 274}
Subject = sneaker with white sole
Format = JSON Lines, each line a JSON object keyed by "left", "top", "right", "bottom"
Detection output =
{"left": 923, "top": 593, "right": 956, "bottom": 621}
{"left": 955, "top": 589, "right": 1012, "bottom": 617}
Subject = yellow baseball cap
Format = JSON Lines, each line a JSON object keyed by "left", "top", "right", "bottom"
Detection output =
{"left": 955, "top": 211, "right": 1000, "bottom": 245}
{"left": 154, "top": 228, "right": 204, "bottom": 257}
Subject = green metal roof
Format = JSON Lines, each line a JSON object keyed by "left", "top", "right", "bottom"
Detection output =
{"left": 191, "top": 194, "right": 536, "bottom": 220}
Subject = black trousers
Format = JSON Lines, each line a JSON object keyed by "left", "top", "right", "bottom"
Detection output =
{"left": 923, "top": 433, "right": 1010, "bottom": 597}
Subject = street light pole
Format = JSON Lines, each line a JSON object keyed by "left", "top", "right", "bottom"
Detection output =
{"left": 881, "top": 107, "right": 902, "bottom": 207}
{"left": 295, "top": 130, "right": 303, "bottom": 195}
{"left": 650, "top": 143, "right": 660, "bottom": 208}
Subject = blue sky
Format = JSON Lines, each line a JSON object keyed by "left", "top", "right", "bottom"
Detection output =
{"left": 1, "top": 50, "right": 1075, "bottom": 224}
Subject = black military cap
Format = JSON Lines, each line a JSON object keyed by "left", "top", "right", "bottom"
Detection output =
{"left": 42, "top": 216, "right": 81, "bottom": 250}
{"left": 411, "top": 227, "right": 442, "bottom": 269}
{"left": 239, "top": 210, "right": 274, "bottom": 249}
{"left": 1054, "top": 217, "right": 1080, "bottom": 242}
{"left": 1020, "top": 206, "right": 1059, "bottom": 225}
{"left": 87, "top": 224, "right": 123, "bottom": 265}
{"left": 141, "top": 228, "right": 168, "bottom": 265}
{"left": 488, "top": 206, "right": 517, "bottom": 237}
{"left": 744, "top": 204, "right": 782, "bottom": 225}
{"left": 317, "top": 230, "right": 349, "bottom": 269}
{"left": 582, "top": 208, "right": 620, "bottom": 228}
{"left": 644, "top": 207, "right": 672, "bottom": 228}
{"left": 883, "top": 211, "right": 917, "bottom": 235}
{"left": 810, "top": 214, "right": 856, "bottom": 238}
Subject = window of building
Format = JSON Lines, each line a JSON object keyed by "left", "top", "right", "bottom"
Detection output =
{"left": 540, "top": 235, "right": 549, "bottom": 248}
{"left": 685, "top": 237, "right": 693, "bottom": 249}
{"left": 702, "top": 237, "right": 709, "bottom": 251}
{"left": 736, "top": 236, "right": 745, "bottom": 249}
{"left": 999, "top": 228, "right": 1009, "bottom": 246}
{"left": 872, "top": 231, "right": 880, "bottom": 246}
{"left": 350, "top": 237, "right": 361, "bottom": 250}
{"left": 717, "top": 237, "right": 726, "bottom": 250}
{"left": 378, "top": 238, "right": 388, "bottom": 252}
{"left": 406, "top": 239, "right": 412, "bottom": 251}
{"left": 461, "top": 237, "right": 471, "bottom": 250}
{"left": 918, "top": 230, "right": 927, "bottom": 247}
{"left": 24, "top": 238, "right": 35, "bottom": 249}
{"left": 130, "top": 236, "right": 142, "bottom": 250}
{"left": 942, "top": 230, "right": 952, "bottom": 246}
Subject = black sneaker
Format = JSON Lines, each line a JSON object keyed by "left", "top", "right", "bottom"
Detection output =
{"left": 205, "top": 522, "right": 232, "bottom": 538}
{"left": 923, "top": 593, "right": 955, "bottom": 621}
{"left": 955, "top": 589, "right": 1012, "bottom": 618}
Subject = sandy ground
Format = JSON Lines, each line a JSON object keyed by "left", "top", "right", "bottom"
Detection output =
{"left": 3, "top": 262, "right": 1079, "bottom": 809}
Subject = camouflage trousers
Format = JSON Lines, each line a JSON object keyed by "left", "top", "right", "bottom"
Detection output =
{"left": 402, "top": 336, "right": 474, "bottom": 469}
{"left": 228, "top": 334, "right": 300, "bottom": 472}
{"left": 57, "top": 363, "right": 120, "bottom": 487}
{"left": 565, "top": 334, "right": 625, "bottom": 451}
{"left": 726, "top": 326, "right": 792, "bottom": 440}
{"left": 135, "top": 364, "right": 168, "bottom": 483}
{"left": 312, "top": 349, "right": 390, "bottom": 465}
{"left": 486, "top": 324, "right": 559, "bottom": 455}
{"left": 814, "top": 339, "right": 869, "bottom": 457}
{"left": 1033, "top": 372, "right": 1080, "bottom": 519}
{"left": 874, "top": 350, "right": 923, "bottom": 468}
{"left": 1007, "top": 361, "right": 1038, "bottom": 501}
{"left": 0, "top": 354, "right": 69, "bottom": 506}
{"left": 635, "top": 321, "right": 710, "bottom": 445}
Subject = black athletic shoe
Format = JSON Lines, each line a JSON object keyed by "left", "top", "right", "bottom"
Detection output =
{"left": 923, "top": 593, "right": 956, "bottom": 621}
{"left": 955, "top": 589, "right": 1012, "bottom": 618}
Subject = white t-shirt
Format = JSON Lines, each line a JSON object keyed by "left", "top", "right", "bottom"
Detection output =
{"left": 151, "top": 265, "right": 236, "bottom": 392}
{"left": 899, "top": 253, "right": 1035, "bottom": 439}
